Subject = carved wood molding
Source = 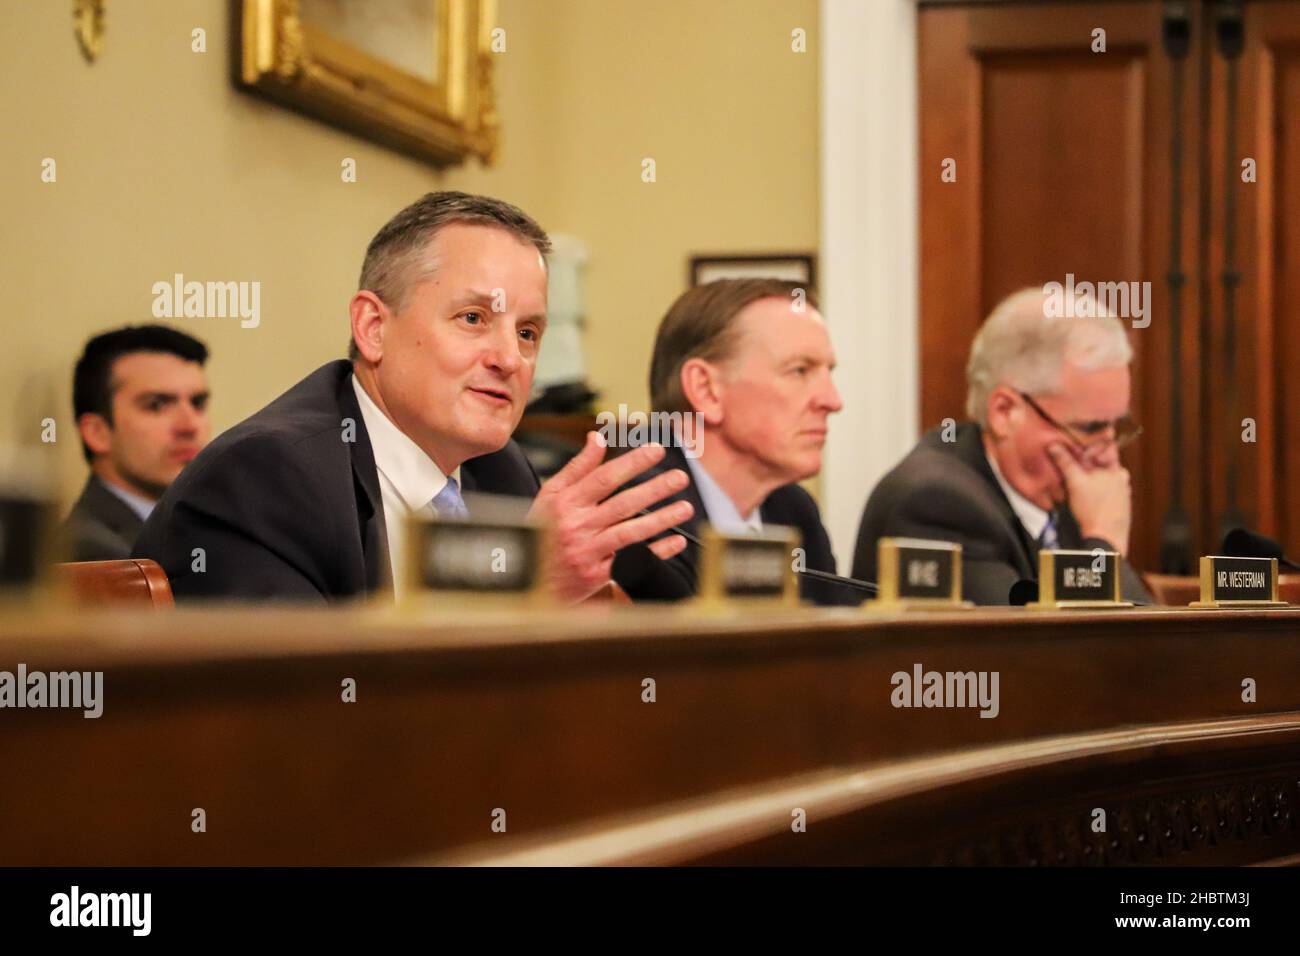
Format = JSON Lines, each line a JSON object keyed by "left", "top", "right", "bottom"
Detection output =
{"left": 429, "top": 715, "right": 1300, "bottom": 866}
{"left": 936, "top": 774, "right": 1300, "bottom": 866}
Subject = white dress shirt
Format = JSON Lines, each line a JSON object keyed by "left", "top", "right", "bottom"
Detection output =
{"left": 685, "top": 457, "right": 763, "bottom": 536}
{"left": 351, "top": 375, "right": 460, "bottom": 598}
{"left": 985, "top": 448, "right": 1050, "bottom": 543}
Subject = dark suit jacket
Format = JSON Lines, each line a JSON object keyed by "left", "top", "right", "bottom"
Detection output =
{"left": 133, "top": 360, "right": 539, "bottom": 602}
{"left": 61, "top": 476, "right": 146, "bottom": 561}
{"left": 851, "top": 421, "right": 1152, "bottom": 605}
{"left": 611, "top": 445, "right": 862, "bottom": 606}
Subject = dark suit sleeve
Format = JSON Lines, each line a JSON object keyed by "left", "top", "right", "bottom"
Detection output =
{"left": 866, "top": 479, "right": 1023, "bottom": 606}
{"left": 461, "top": 440, "right": 542, "bottom": 498}
{"left": 958, "top": 557, "right": 1023, "bottom": 606}
{"left": 608, "top": 453, "right": 698, "bottom": 602}
{"left": 133, "top": 433, "right": 337, "bottom": 602}
{"left": 64, "top": 520, "right": 133, "bottom": 562}
{"left": 612, "top": 538, "right": 697, "bottom": 602}
{"left": 774, "top": 486, "right": 862, "bottom": 607}
{"left": 496, "top": 440, "right": 541, "bottom": 495}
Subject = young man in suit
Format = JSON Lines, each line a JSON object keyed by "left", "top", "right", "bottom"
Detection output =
{"left": 611, "top": 279, "right": 860, "bottom": 605}
{"left": 852, "top": 286, "right": 1152, "bottom": 605}
{"left": 62, "top": 325, "right": 211, "bottom": 561}
{"left": 134, "top": 191, "right": 692, "bottom": 602}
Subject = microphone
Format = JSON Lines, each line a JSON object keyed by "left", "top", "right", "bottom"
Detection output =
{"left": 1008, "top": 579, "right": 1039, "bottom": 606}
{"left": 792, "top": 566, "right": 878, "bottom": 596}
{"left": 639, "top": 510, "right": 879, "bottom": 596}
{"left": 1221, "top": 528, "right": 1300, "bottom": 571}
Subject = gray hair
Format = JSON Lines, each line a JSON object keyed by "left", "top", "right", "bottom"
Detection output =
{"left": 349, "top": 191, "right": 551, "bottom": 360}
{"left": 965, "top": 286, "right": 1133, "bottom": 424}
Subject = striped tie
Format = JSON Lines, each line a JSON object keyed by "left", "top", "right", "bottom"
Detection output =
{"left": 430, "top": 476, "right": 468, "bottom": 520}
{"left": 1038, "top": 513, "right": 1059, "bottom": 550}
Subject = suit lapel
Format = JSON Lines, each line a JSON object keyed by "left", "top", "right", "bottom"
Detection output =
{"left": 80, "top": 477, "right": 145, "bottom": 540}
{"left": 955, "top": 423, "right": 1038, "bottom": 573}
{"left": 757, "top": 495, "right": 783, "bottom": 527}
{"left": 337, "top": 374, "right": 389, "bottom": 593}
{"left": 665, "top": 446, "right": 707, "bottom": 532}
{"left": 661, "top": 446, "right": 707, "bottom": 582}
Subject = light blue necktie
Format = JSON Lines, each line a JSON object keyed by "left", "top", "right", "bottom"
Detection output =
{"left": 1038, "top": 513, "right": 1059, "bottom": 550}
{"left": 430, "top": 476, "right": 468, "bottom": 520}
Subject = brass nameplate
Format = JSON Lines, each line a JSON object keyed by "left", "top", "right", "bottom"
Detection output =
{"left": 697, "top": 526, "right": 799, "bottom": 607}
{"left": 402, "top": 516, "right": 542, "bottom": 605}
{"left": 874, "top": 537, "right": 972, "bottom": 609}
{"left": 1191, "top": 555, "right": 1287, "bottom": 608}
{"left": 1029, "top": 549, "right": 1131, "bottom": 609}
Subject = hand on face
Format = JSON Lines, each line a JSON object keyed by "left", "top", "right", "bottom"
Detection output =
{"left": 992, "top": 362, "right": 1132, "bottom": 512}
{"left": 1046, "top": 442, "right": 1132, "bottom": 555}
{"left": 528, "top": 433, "right": 694, "bottom": 604}
{"left": 1039, "top": 435, "right": 1109, "bottom": 505}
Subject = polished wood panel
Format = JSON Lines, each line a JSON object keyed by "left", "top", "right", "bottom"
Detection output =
{"left": 1, "top": 604, "right": 1298, "bottom": 865}
{"left": 445, "top": 716, "right": 1300, "bottom": 865}
{"left": 1225, "top": 2, "right": 1300, "bottom": 556}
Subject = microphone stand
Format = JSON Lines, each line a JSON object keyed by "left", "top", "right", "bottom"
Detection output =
{"left": 638, "top": 510, "right": 879, "bottom": 596}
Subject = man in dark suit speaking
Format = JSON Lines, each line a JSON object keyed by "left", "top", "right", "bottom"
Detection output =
{"left": 611, "top": 279, "right": 859, "bottom": 605}
{"left": 135, "top": 192, "right": 693, "bottom": 602}
{"left": 852, "top": 287, "right": 1152, "bottom": 605}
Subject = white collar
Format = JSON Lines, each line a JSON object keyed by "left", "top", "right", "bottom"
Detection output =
{"left": 984, "top": 446, "right": 1050, "bottom": 541}
{"left": 351, "top": 375, "right": 457, "bottom": 512}
{"left": 685, "top": 457, "right": 763, "bottom": 535}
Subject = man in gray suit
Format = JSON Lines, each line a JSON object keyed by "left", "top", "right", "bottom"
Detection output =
{"left": 852, "top": 287, "right": 1152, "bottom": 605}
{"left": 62, "top": 325, "right": 210, "bottom": 561}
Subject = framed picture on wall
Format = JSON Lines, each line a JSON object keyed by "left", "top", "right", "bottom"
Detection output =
{"left": 688, "top": 253, "right": 817, "bottom": 290}
{"left": 235, "top": 0, "right": 499, "bottom": 167}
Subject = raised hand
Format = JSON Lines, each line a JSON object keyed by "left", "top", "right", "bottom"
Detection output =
{"left": 1047, "top": 442, "right": 1132, "bottom": 556}
{"left": 528, "top": 432, "right": 694, "bottom": 603}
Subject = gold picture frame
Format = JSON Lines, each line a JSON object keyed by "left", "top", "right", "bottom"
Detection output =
{"left": 236, "top": 0, "right": 498, "bottom": 166}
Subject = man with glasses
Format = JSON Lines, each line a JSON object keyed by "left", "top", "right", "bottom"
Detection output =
{"left": 851, "top": 287, "right": 1152, "bottom": 605}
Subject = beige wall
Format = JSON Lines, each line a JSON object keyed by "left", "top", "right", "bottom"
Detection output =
{"left": 0, "top": 0, "right": 818, "bottom": 507}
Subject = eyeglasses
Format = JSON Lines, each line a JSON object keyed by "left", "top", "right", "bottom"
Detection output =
{"left": 1017, "top": 391, "right": 1143, "bottom": 451}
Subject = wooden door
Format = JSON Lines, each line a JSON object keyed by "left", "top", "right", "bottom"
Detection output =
{"left": 919, "top": 0, "right": 1209, "bottom": 573}
{"left": 1221, "top": 2, "right": 1300, "bottom": 556}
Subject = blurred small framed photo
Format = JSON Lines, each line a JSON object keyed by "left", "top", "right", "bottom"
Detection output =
{"left": 689, "top": 253, "right": 817, "bottom": 290}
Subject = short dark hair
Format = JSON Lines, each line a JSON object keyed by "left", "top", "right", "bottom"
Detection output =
{"left": 72, "top": 324, "right": 209, "bottom": 463}
{"left": 649, "top": 279, "right": 820, "bottom": 414}
{"left": 349, "top": 191, "right": 551, "bottom": 360}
